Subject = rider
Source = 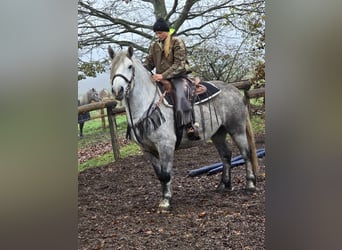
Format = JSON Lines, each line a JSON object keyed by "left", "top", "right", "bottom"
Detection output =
{"left": 143, "top": 17, "right": 200, "bottom": 140}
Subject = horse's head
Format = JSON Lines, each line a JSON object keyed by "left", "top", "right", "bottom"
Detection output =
{"left": 87, "top": 88, "right": 101, "bottom": 103}
{"left": 108, "top": 46, "right": 135, "bottom": 101}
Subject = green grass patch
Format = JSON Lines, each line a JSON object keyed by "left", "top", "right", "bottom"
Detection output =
{"left": 120, "top": 143, "right": 142, "bottom": 158}
{"left": 78, "top": 113, "right": 143, "bottom": 172}
{"left": 78, "top": 142, "right": 142, "bottom": 172}
{"left": 250, "top": 97, "right": 264, "bottom": 106}
{"left": 251, "top": 115, "right": 265, "bottom": 134}
{"left": 79, "top": 152, "right": 114, "bottom": 172}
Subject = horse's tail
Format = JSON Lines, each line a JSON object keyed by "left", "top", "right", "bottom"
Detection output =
{"left": 246, "top": 112, "right": 259, "bottom": 175}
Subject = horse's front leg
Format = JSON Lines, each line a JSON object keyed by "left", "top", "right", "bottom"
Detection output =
{"left": 145, "top": 146, "right": 174, "bottom": 212}
{"left": 79, "top": 122, "right": 84, "bottom": 138}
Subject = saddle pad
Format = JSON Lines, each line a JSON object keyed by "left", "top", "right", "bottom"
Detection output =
{"left": 159, "top": 81, "right": 221, "bottom": 107}
{"left": 193, "top": 81, "right": 221, "bottom": 104}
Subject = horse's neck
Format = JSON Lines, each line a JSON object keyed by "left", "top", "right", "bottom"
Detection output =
{"left": 126, "top": 69, "right": 159, "bottom": 120}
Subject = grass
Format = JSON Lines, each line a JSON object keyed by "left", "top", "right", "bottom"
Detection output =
{"left": 251, "top": 115, "right": 265, "bottom": 134}
{"left": 249, "top": 97, "right": 265, "bottom": 134}
{"left": 78, "top": 112, "right": 143, "bottom": 172}
{"left": 78, "top": 102, "right": 265, "bottom": 172}
{"left": 79, "top": 152, "right": 114, "bottom": 172}
{"left": 78, "top": 110, "right": 127, "bottom": 147}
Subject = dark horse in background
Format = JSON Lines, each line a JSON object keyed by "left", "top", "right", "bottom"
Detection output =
{"left": 78, "top": 88, "right": 101, "bottom": 138}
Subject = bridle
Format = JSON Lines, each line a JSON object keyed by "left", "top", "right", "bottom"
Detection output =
{"left": 111, "top": 65, "right": 135, "bottom": 99}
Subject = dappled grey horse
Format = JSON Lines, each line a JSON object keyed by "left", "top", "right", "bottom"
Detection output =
{"left": 78, "top": 88, "right": 101, "bottom": 138}
{"left": 108, "top": 46, "right": 257, "bottom": 211}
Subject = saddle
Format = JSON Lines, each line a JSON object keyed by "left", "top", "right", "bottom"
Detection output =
{"left": 157, "top": 78, "right": 221, "bottom": 107}
{"left": 157, "top": 78, "right": 221, "bottom": 148}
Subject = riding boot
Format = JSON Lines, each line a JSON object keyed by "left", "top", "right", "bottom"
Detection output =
{"left": 171, "top": 78, "right": 193, "bottom": 128}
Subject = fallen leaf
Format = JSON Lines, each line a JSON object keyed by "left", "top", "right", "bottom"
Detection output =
{"left": 198, "top": 211, "right": 207, "bottom": 218}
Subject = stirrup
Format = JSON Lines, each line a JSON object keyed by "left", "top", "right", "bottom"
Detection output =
{"left": 187, "top": 127, "right": 195, "bottom": 135}
{"left": 186, "top": 124, "right": 200, "bottom": 140}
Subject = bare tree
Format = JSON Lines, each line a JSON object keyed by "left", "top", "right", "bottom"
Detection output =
{"left": 78, "top": 0, "right": 265, "bottom": 81}
{"left": 189, "top": 37, "right": 253, "bottom": 82}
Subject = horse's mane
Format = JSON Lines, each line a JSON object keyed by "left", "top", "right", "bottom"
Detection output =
{"left": 132, "top": 57, "right": 153, "bottom": 80}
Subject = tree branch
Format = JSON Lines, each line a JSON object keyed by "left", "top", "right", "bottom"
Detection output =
{"left": 78, "top": 0, "right": 265, "bottom": 81}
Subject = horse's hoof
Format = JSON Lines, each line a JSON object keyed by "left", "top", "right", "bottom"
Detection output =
{"left": 245, "top": 182, "right": 256, "bottom": 193}
{"left": 158, "top": 199, "right": 171, "bottom": 213}
{"left": 157, "top": 208, "right": 170, "bottom": 214}
{"left": 215, "top": 183, "right": 232, "bottom": 193}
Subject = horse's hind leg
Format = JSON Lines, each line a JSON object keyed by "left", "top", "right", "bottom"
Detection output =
{"left": 232, "top": 133, "right": 256, "bottom": 191}
{"left": 144, "top": 148, "right": 174, "bottom": 211}
{"left": 211, "top": 128, "right": 232, "bottom": 192}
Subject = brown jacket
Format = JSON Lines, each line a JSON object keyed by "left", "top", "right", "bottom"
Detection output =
{"left": 144, "top": 36, "right": 190, "bottom": 80}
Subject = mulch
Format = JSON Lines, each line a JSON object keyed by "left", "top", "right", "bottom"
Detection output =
{"left": 78, "top": 134, "right": 266, "bottom": 250}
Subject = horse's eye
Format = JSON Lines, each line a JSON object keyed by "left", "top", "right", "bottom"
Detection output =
{"left": 128, "top": 65, "right": 133, "bottom": 69}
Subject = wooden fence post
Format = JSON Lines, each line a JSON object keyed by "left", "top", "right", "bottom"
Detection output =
{"left": 100, "top": 108, "right": 106, "bottom": 130}
{"left": 245, "top": 87, "right": 265, "bottom": 116}
{"left": 106, "top": 104, "right": 120, "bottom": 160}
{"left": 78, "top": 100, "right": 125, "bottom": 161}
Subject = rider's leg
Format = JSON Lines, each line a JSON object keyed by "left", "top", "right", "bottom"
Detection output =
{"left": 171, "top": 78, "right": 200, "bottom": 140}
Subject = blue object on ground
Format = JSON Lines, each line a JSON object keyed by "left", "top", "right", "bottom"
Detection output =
{"left": 188, "top": 148, "right": 265, "bottom": 177}
{"left": 187, "top": 162, "right": 223, "bottom": 177}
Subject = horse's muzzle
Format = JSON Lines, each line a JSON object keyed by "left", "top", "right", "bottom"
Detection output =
{"left": 112, "top": 86, "right": 124, "bottom": 100}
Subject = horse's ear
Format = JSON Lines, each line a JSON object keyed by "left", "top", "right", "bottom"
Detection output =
{"left": 127, "top": 46, "right": 134, "bottom": 58}
{"left": 108, "top": 45, "right": 115, "bottom": 60}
